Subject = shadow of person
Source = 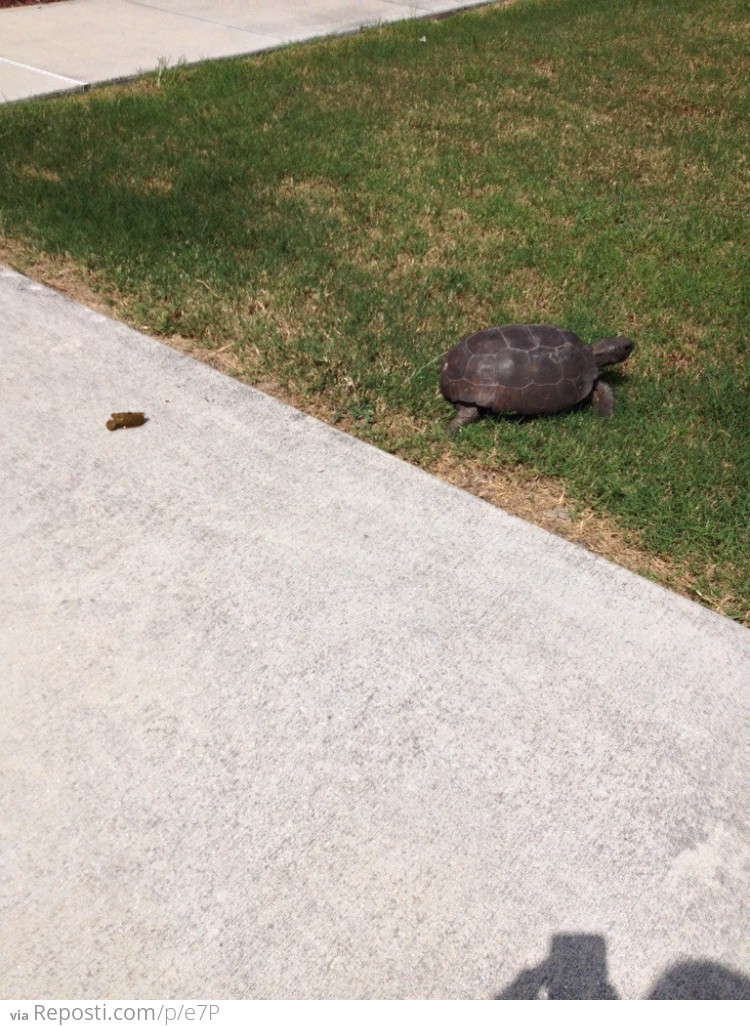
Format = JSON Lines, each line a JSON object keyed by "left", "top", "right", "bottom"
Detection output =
{"left": 497, "top": 933, "right": 750, "bottom": 999}
{"left": 648, "top": 961, "right": 750, "bottom": 1000}
{"left": 497, "top": 933, "right": 619, "bottom": 999}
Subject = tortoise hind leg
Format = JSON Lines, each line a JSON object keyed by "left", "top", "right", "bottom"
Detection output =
{"left": 447, "top": 402, "right": 481, "bottom": 435}
{"left": 591, "top": 380, "right": 615, "bottom": 418}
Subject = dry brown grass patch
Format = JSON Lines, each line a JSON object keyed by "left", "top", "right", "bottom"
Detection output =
{"left": 501, "top": 267, "right": 567, "bottom": 320}
{"left": 430, "top": 453, "right": 693, "bottom": 590}
{"left": 17, "top": 165, "right": 62, "bottom": 184}
{"left": 0, "top": 235, "right": 121, "bottom": 314}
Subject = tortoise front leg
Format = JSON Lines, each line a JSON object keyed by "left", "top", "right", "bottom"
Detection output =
{"left": 447, "top": 402, "right": 481, "bottom": 435}
{"left": 591, "top": 380, "right": 615, "bottom": 418}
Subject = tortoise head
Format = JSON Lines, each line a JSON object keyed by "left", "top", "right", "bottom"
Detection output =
{"left": 591, "top": 336, "right": 634, "bottom": 368}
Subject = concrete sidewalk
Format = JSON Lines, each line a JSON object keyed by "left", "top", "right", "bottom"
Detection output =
{"left": 0, "top": 0, "right": 492, "bottom": 103}
{"left": 2, "top": 266, "right": 749, "bottom": 998}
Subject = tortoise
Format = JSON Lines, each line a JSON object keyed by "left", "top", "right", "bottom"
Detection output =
{"left": 440, "top": 324, "right": 634, "bottom": 433}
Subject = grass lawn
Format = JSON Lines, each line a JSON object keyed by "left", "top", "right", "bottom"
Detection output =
{"left": 1, "top": 0, "right": 748, "bottom": 623}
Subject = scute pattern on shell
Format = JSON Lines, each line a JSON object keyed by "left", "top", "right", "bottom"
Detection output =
{"left": 440, "top": 324, "right": 598, "bottom": 416}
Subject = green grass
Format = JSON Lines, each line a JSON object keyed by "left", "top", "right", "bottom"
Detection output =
{"left": 1, "top": 0, "right": 748, "bottom": 621}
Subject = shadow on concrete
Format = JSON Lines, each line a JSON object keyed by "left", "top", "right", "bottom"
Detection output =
{"left": 496, "top": 933, "right": 618, "bottom": 999}
{"left": 647, "top": 961, "right": 750, "bottom": 1000}
{"left": 495, "top": 933, "right": 750, "bottom": 1000}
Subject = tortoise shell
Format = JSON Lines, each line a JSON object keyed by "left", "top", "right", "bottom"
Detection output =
{"left": 440, "top": 324, "right": 599, "bottom": 416}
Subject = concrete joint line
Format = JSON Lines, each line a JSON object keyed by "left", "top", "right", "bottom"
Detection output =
{"left": 120, "top": 0, "right": 285, "bottom": 41}
{"left": 0, "top": 56, "right": 86, "bottom": 87}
